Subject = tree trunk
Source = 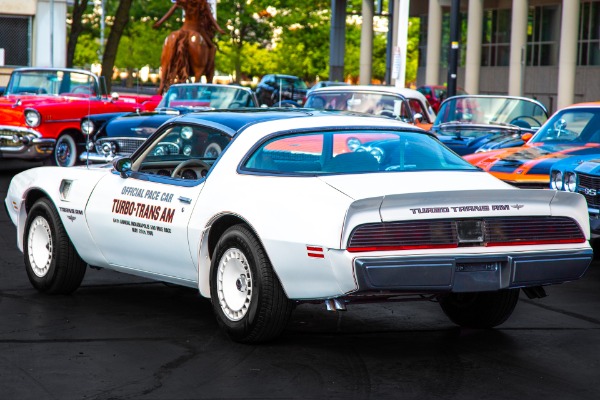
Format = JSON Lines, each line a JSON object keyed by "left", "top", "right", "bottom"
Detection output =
{"left": 66, "top": 0, "right": 90, "bottom": 68}
{"left": 101, "top": 0, "right": 134, "bottom": 92}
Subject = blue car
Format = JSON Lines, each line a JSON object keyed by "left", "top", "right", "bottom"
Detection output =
{"left": 79, "top": 83, "right": 258, "bottom": 164}
{"left": 431, "top": 95, "right": 548, "bottom": 156}
{"left": 551, "top": 154, "right": 600, "bottom": 237}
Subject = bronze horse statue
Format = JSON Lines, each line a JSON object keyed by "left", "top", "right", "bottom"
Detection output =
{"left": 154, "top": 0, "right": 224, "bottom": 94}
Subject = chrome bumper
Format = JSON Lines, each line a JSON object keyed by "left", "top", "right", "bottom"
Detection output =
{"left": 354, "top": 249, "right": 593, "bottom": 293}
{"left": 79, "top": 151, "right": 116, "bottom": 163}
{"left": 0, "top": 126, "right": 55, "bottom": 160}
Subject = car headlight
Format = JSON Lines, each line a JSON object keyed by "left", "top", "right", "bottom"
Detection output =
{"left": 24, "top": 109, "right": 41, "bottom": 127}
{"left": 565, "top": 172, "right": 577, "bottom": 192}
{"left": 81, "top": 118, "right": 95, "bottom": 135}
{"left": 550, "top": 171, "right": 563, "bottom": 190}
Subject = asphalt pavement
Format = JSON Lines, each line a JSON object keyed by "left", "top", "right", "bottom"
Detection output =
{"left": 1, "top": 160, "right": 599, "bottom": 400}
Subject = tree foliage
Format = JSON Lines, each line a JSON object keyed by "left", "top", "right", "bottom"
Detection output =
{"left": 68, "top": 0, "right": 420, "bottom": 87}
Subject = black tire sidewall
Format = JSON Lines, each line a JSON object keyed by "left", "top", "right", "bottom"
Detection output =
{"left": 440, "top": 289, "right": 520, "bottom": 328}
{"left": 23, "top": 199, "right": 60, "bottom": 292}
{"left": 54, "top": 134, "right": 78, "bottom": 167}
{"left": 210, "top": 226, "right": 265, "bottom": 341}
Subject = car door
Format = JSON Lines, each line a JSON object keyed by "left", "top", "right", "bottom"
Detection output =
{"left": 85, "top": 122, "right": 231, "bottom": 284}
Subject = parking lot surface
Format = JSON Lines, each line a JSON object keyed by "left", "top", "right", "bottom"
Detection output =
{"left": 1, "top": 160, "right": 599, "bottom": 400}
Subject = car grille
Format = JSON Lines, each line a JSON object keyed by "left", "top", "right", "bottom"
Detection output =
{"left": 96, "top": 137, "right": 145, "bottom": 155}
{"left": 0, "top": 129, "right": 23, "bottom": 148}
{"left": 578, "top": 173, "right": 600, "bottom": 207}
{"left": 347, "top": 216, "right": 585, "bottom": 251}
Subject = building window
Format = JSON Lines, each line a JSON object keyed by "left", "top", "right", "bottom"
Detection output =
{"left": 418, "top": 11, "right": 467, "bottom": 69}
{"left": 0, "top": 15, "right": 31, "bottom": 67}
{"left": 578, "top": 1, "right": 600, "bottom": 65}
{"left": 481, "top": 9, "right": 511, "bottom": 66}
{"left": 526, "top": 6, "right": 560, "bottom": 66}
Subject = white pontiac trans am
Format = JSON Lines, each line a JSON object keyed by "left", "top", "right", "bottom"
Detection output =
{"left": 4, "top": 109, "right": 593, "bottom": 343}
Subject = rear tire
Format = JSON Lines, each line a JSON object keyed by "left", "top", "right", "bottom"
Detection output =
{"left": 24, "top": 198, "right": 87, "bottom": 294}
{"left": 210, "top": 224, "right": 293, "bottom": 343}
{"left": 439, "top": 289, "right": 520, "bottom": 328}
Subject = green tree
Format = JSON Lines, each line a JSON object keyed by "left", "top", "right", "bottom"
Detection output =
{"left": 216, "top": 0, "right": 277, "bottom": 83}
{"left": 66, "top": 0, "right": 91, "bottom": 68}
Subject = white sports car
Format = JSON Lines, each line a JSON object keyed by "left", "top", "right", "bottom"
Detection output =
{"left": 4, "top": 110, "right": 593, "bottom": 343}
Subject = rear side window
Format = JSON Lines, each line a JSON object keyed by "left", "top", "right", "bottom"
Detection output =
{"left": 243, "top": 130, "right": 476, "bottom": 175}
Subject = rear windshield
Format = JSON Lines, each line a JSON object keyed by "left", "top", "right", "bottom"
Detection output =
{"left": 243, "top": 130, "right": 476, "bottom": 175}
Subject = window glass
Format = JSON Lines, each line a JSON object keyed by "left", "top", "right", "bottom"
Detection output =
{"left": 135, "top": 124, "right": 231, "bottom": 180}
{"left": 531, "top": 109, "right": 600, "bottom": 143}
{"left": 159, "top": 85, "right": 256, "bottom": 108}
{"left": 305, "top": 92, "right": 413, "bottom": 123}
{"left": 7, "top": 70, "right": 97, "bottom": 96}
{"left": 244, "top": 130, "right": 476, "bottom": 175}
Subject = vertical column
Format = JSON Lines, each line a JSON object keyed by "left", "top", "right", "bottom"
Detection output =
{"left": 508, "top": 0, "right": 528, "bottom": 96}
{"left": 393, "top": 0, "right": 410, "bottom": 88}
{"left": 425, "top": 0, "right": 442, "bottom": 85}
{"left": 359, "top": 0, "right": 374, "bottom": 85}
{"left": 465, "top": 0, "right": 483, "bottom": 94}
{"left": 330, "top": 0, "right": 347, "bottom": 82}
{"left": 557, "top": 0, "right": 580, "bottom": 109}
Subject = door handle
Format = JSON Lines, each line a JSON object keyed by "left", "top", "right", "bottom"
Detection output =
{"left": 178, "top": 196, "right": 192, "bottom": 204}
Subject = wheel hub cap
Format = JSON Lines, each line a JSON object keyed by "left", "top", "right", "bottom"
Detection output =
{"left": 27, "top": 216, "right": 53, "bottom": 277}
{"left": 217, "top": 248, "right": 252, "bottom": 321}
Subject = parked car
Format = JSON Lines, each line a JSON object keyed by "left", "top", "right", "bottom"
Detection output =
{"left": 431, "top": 95, "right": 548, "bottom": 155}
{"left": 550, "top": 153, "right": 600, "bottom": 237}
{"left": 0, "top": 67, "right": 156, "bottom": 167}
{"left": 465, "top": 102, "right": 600, "bottom": 188}
{"left": 5, "top": 109, "right": 592, "bottom": 343}
{"left": 306, "top": 80, "right": 350, "bottom": 94}
{"left": 80, "top": 83, "right": 258, "bottom": 163}
{"left": 255, "top": 74, "right": 308, "bottom": 107}
{"left": 304, "top": 85, "right": 436, "bottom": 130}
{"left": 417, "top": 84, "right": 467, "bottom": 112}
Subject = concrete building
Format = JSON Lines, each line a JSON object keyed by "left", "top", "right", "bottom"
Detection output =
{"left": 409, "top": 0, "right": 599, "bottom": 113}
{"left": 0, "top": 0, "right": 67, "bottom": 85}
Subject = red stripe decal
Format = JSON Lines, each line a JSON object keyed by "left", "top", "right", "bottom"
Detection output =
{"left": 307, "top": 252, "right": 325, "bottom": 258}
{"left": 306, "top": 246, "right": 323, "bottom": 252}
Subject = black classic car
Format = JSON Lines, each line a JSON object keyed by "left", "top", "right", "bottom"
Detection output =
{"left": 79, "top": 83, "right": 258, "bottom": 163}
{"left": 431, "top": 95, "right": 549, "bottom": 156}
{"left": 255, "top": 74, "right": 308, "bottom": 107}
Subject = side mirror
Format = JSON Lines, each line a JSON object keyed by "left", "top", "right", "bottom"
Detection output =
{"left": 113, "top": 157, "right": 132, "bottom": 178}
{"left": 555, "top": 118, "right": 567, "bottom": 131}
{"left": 111, "top": 92, "right": 119, "bottom": 101}
{"left": 413, "top": 113, "right": 423, "bottom": 123}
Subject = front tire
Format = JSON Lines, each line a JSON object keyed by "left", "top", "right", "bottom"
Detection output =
{"left": 210, "top": 224, "right": 293, "bottom": 343}
{"left": 439, "top": 289, "right": 520, "bottom": 328}
{"left": 53, "top": 134, "right": 78, "bottom": 167}
{"left": 24, "top": 198, "right": 87, "bottom": 294}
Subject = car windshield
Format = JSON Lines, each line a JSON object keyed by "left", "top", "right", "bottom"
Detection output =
{"left": 244, "top": 129, "right": 476, "bottom": 175}
{"left": 274, "top": 77, "right": 308, "bottom": 90}
{"left": 305, "top": 91, "right": 413, "bottom": 122}
{"left": 158, "top": 85, "right": 257, "bottom": 109}
{"left": 435, "top": 96, "right": 548, "bottom": 129}
{"left": 529, "top": 107, "right": 600, "bottom": 144}
{"left": 5, "top": 69, "right": 98, "bottom": 96}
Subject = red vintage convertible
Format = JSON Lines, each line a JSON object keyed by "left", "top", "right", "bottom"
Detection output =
{"left": 0, "top": 67, "right": 158, "bottom": 167}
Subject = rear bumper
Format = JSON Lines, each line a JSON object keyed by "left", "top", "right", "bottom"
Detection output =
{"left": 354, "top": 249, "right": 592, "bottom": 293}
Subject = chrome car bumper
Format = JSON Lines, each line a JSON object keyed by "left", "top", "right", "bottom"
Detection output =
{"left": 353, "top": 249, "right": 592, "bottom": 293}
{"left": 0, "top": 126, "right": 55, "bottom": 160}
{"left": 79, "top": 151, "right": 117, "bottom": 163}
